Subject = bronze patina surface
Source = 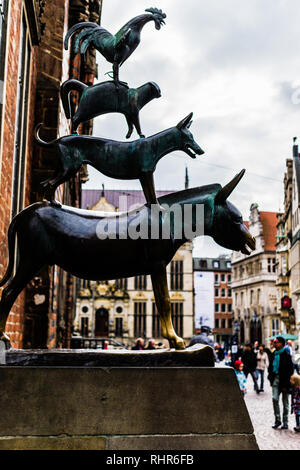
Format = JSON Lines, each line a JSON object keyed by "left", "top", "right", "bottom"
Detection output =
{"left": 0, "top": 172, "right": 255, "bottom": 349}
{"left": 35, "top": 113, "right": 204, "bottom": 205}
{"left": 60, "top": 79, "right": 161, "bottom": 137}
{"left": 64, "top": 8, "right": 167, "bottom": 86}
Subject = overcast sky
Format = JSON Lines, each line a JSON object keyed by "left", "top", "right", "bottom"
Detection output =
{"left": 83, "top": 0, "right": 300, "bottom": 257}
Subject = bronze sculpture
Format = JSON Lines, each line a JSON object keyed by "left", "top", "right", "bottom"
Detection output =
{"left": 0, "top": 171, "right": 255, "bottom": 349}
{"left": 64, "top": 7, "right": 167, "bottom": 86}
{"left": 35, "top": 113, "right": 204, "bottom": 205}
{"left": 0, "top": 8, "right": 257, "bottom": 350}
{"left": 60, "top": 79, "right": 162, "bottom": 137}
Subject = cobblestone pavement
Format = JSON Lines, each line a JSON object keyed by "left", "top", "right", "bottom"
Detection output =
{"left": 243, "top": 375, "right": 300, "bottom": 450}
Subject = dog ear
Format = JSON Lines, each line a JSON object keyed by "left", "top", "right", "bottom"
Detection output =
{"left": 177, "top": 112, "right": 193, "bottom": 130}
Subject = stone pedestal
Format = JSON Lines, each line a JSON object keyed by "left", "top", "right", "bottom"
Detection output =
{"left": 0, "top": 347, "right": 258, "bottom": 450}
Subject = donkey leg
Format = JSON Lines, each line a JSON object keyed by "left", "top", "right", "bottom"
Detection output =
{"left": 140, "top": 172, "right": 159, "bottom": 205}
{"left": 0, "top": 260, "right": 44, "bottom": 348}
{"left": 151, "top": 268, "right": 186, "bottom": 350}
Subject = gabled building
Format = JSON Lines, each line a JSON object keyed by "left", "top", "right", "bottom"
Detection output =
{"left": 231, "top": 204, "right": 278, "bottom": 345}
{"left": 290, "top": 139, "right": 300, "bottom": 347}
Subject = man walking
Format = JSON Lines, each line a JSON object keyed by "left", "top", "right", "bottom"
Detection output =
{"left": 241, "top": 344, "right": 260, "bottom": 394}
{"left": 268, "top": 336, "right": 294, "bottom": 430}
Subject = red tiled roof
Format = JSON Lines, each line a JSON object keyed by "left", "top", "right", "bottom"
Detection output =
{"left": 260, "top": 212, "right": 277, "bottom": 251}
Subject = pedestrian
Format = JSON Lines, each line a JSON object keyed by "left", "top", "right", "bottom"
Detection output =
{"left": 132, "top": 337, "right": 145, "bottom": 350}
{"left": 234, "top": 360, "right": 247, "bottom": 396}
{"left": 241, "top": 343, "right": 260, "bottom": 394}
{"left": 145, "top": 338, "right": 156, "bottom": 350}
{"left": 225, "top": 350, "right": 232, "bottom": 367}
{"left": 268, "top": 336, "right": 294, "bottom": 430}
{"left": 290, "top": 374, "right": 300, "bottom": 432}
{"left": 256, "top": 344, "right": 269, "bottom": 392}
{"left": 286, "top": 340, "right": 300, "bottom": 374}
{"left": 253, "top": 340, "right": 259, "bottom": 354}
{"left": 189, "top": 326, "right": 218, "bottom": 361}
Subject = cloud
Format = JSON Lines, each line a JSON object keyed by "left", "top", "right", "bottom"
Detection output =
{"left": 83, "top": 0, "right": 300, "bottom": 256}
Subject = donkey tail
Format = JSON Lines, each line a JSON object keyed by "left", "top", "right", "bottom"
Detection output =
{"left": 0, "top": 216, "right": 18, "bottom": 287}
{"left": 34, "top": 123, "right": 58, "bottom": 147}
{"left": 60, "top": 79, "right": 88, "bottom": 119}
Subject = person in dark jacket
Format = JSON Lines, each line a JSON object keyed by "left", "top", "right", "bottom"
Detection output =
{"left": 268, "top": 336, "right": 294, "bottom": 430}
{"left": 241, "top": 344, "right": 260, "bottom": 394}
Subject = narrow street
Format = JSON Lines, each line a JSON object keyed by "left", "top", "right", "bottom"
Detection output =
{"left": 244, "top": 375, "right": 300, "bottom": 450}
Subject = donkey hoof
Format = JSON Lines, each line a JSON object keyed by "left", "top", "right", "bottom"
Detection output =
{"left": 169, "top": 336, "right": 186, "bottom": 350}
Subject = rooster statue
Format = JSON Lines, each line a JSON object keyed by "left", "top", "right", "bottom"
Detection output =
{"left": 64, "top": 8, "right": 167, "bottom": 86}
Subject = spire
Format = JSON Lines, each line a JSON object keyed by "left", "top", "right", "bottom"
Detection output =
{"left": 185, "top": 166, "right": 189, "bottom": 189}
{"left": 293, "top": 137, "right": 298, "bottom": 158}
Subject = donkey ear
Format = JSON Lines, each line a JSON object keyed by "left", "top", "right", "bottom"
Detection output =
{"left": 215, "top": 169, "right": 246, "bottom": 204}
{"left": 177, "top": 112, "right": 193, "bottom": 130}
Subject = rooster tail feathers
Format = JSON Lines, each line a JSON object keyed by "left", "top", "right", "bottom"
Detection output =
{"left": 64, "top": 22, "right": 98, "bottom": 50}
{"left": 74, "top": 28, "right": 95, "bottom": 54}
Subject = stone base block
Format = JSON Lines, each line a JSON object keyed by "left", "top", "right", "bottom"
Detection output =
{"left": 0, "top": 366, "right": 258, "bottom": 450}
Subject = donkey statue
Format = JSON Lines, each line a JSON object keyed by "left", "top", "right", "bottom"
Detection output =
{"left": 0, "top": 170, "right": 255, "bottom": 349}
{"left": 35, "top": 112, "right": 204, "bottom": 206}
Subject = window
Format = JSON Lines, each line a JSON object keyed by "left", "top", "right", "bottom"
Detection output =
{"left": 226, "top": 261, "right": 231, "bottom": 269}
{"left": 152, "top": 303, "right": 161, "bottom": 337}
{"left": 134, "top": 275, "right": 147, "bottom": 290}
{"left": 221, "top": 319, "right": 226, "bottom": 329}
{"left": 228, "top": 319, "right": 232, "bottom": 329}
{"left": 282, "top": 257, "right": 287, "bottom": 276}
{"left": 81, "top": 317, "right": 89, "bottom": 337}
{"left": 268, "top": 258, "right": 276, "bottom": 273}
{"left": 215, "top": 318, "right": 219, "bottom": 328}
{"left": 213, "top": 261, "right": 219, "bottom": 268}
{"left": 170, "top": 260, "right": 183, "bottom": 290}
{"left": 116, "top": 278, "right": 128, "bottom": 290}
{"left": 200, "top": 260, "right": 207, "bottom": 268}
{"left": 115, "top": 318, "right": 123, "bottom": 336}
{"left": 228, "top": 288, "right": 232, "bottom": 297}
{"left": 257, "top": 289, "right": 261, "bottom": 305}
{"left": 271, "top": 319, "right": 280, "bottom": 337}
{"left": 221, "top": 288, "right": 225, "bottom": 297}
{"left": 221, "top": 304, "right": 226, "bottom": 313}
{"left": 134, "top": 302, "right": 146, "bottom": 337}
{"left": 214, "top": 274, "right": 219, "bottom": 285}
{"left": 215, "top": 303, "right": 219, "bottom": 313}
{"left": 215, "top": 288, "right": 219, "bottom": 297}
{"left": 171, "top": 302, "right": 183, "bottom": 337}
{"left": 11, "top": 12, "right": 32, "bottom": 217}
{"left": 227, "top": 274, "right": 231, "bottom": 284}
{"left": 221, "top": 274, "right": 225, "bottom": 282}
{"left": 250, "top": 290, "right": 254, "bottom": 305}
{"left": 228, "top": 304, "right": 232, "bottom": 313}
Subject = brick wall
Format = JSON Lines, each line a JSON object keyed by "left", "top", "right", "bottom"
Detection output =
{"left": 0, "top": 0, "right": 38, "bottom": 348}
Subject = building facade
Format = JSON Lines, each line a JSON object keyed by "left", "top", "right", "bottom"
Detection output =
{"left": 193, "top": 256, "right": 233, "bottom": 345}
{"left": 231, "top": 204, "right": 278, "bottom": 345}
{"left": 73, "top": 189, "right": 194, "bottom": 346}
{"left": 275, "top": 140, "right": 300, "bottom": 349}
{"left": 0, "top": 0, "right": 102, "bottom": 348}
